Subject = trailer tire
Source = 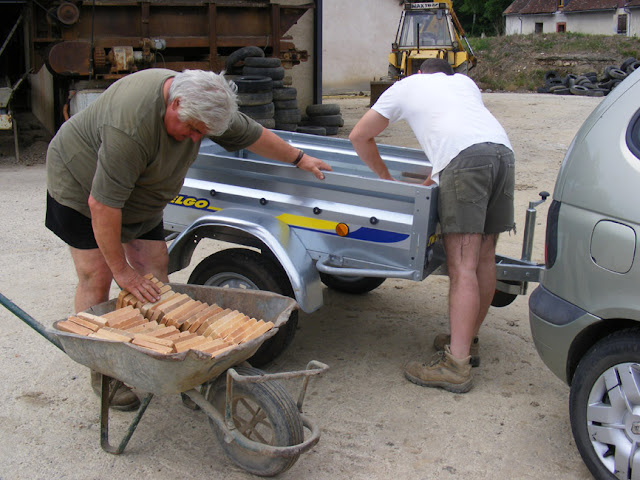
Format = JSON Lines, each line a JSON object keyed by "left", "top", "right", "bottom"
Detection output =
{"left": 225, "top": 46, "right": 265, "bottom": 71}
{"left": 206, "top": 365, "right": 304, "bottom": 476}
{"left": 491, "top": 280, "right": 519, "bottom": 307}
{"left": 188, "top": 249, "right": 298, "bottom": 367}
{"left": 319, "top": 273, "right": 385, "bottom": 294}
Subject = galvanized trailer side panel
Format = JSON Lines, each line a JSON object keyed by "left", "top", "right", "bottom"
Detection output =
{"left": 164, "top": 133, "right": 439, "bottom": 283}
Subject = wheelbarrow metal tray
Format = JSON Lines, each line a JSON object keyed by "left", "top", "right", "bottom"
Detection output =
{"left": 52, "top": 284, "right": 297, "bottom": 396}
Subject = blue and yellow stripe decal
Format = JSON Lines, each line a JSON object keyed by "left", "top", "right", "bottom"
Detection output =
{"left": 170, "top": 194, "right": 409, "bottom": 244}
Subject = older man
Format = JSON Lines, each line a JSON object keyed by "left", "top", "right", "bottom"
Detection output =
{"left": 46, "top": 68, "right": 331, "bottom": 409}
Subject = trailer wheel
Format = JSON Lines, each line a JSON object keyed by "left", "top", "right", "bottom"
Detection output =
{"left": 206, "top": 366, "right": 304, "bottom": 477}
{"left": 491, "top": 281, "right": 519, "bottom": 307}
{"left": 319, "top": 273, "right": 385, "bottom": 294}
{"left": 188, "top": 249, "right": 297, "bottom": 366}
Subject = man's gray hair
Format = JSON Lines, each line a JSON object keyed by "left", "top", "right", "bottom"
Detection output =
{"left": 168, "top": 69, "right": 238, "bottom": 136}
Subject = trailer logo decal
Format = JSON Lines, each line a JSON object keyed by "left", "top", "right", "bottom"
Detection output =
{"left": 171, "top": 196, "right": 409, "bottom": 244}
{"left": 171, "top": 195, "right": 219, "bottom": 211}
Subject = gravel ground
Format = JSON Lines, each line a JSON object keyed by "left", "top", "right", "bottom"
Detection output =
{"left": 0, "top": 92, "right": 602, "bottom": 480}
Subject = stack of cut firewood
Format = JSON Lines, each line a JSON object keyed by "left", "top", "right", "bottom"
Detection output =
{"left": 55, "top": 275, "right": 274, "bottom": 357}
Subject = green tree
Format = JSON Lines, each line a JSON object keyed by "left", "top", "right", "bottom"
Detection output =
{"left": 454, "top": 0, "right": 513, "bottom": 36}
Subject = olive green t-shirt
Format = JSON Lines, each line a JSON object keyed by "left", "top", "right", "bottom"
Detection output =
{"left": 46, "top": 68, "right": 262, "bottom": 241}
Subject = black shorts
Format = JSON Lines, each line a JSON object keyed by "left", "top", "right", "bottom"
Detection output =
{"left": 45, "top": 192, "right": 165, "bottom": 250}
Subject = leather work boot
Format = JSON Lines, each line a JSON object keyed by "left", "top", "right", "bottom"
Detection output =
{"left": 404, "top": 346, "right": 473, "bottom": 393}
{"left": 433, "top": 333, "right": 480, "bottom": 367}
{"left": 90, "top": 370, "right": 140, "bottom": 411}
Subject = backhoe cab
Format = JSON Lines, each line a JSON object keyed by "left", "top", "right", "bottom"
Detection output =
{"left": 388, "top": 1, "right": 476, "bottom": 79}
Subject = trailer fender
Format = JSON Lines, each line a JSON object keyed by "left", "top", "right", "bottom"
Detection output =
{"left": 167, "top": 208, "right": 323, "bottom": 313}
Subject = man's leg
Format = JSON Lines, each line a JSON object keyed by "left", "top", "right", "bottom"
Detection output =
{"left": 123, "top": 239, "right": 169, "bottom": 283}
{"left": 444, "top": 233, "right": 483, "bottom": 360}
{"left": 473, "top": 233, "right": 498, "bottom": 337}
{"left": 69, "top": 247, "right": 114, "bottom": 313}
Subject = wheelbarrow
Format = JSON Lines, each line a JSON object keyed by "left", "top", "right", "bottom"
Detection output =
{"left": 0, "top": 283, "right": 328, "bottom": 477}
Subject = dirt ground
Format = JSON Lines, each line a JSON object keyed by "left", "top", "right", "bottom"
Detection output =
{"left": 0, "top": 92, "right": 603, "bottom": 480}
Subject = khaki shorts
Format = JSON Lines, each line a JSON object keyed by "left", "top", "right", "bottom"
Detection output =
{"left": 437, "top": 143, "right": 515, "bottom": 235}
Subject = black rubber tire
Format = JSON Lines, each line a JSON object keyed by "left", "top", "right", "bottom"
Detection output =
{"left": 237, "top": 91, "right": 273, "bottom": 107}
{"left": 225, "top": 46, "right": 265, "bottom": 71}
{"left": 552, "top": 87, "right": 571, "bottom": 95}
{"left": 296, "top": 125, "right": 327, "bottom": 136}
{"left": 206, "top": 365, "right": 303, "bottom": 477}
{"left": 305, "top": 114, "right": 343, "bottom": 127}
{"left": 627, "top": 61, "right": 640, "bottom": 74}
{"left": 274, "top": 108, "right": 301, "bottom": 124}
{"left": 188, "top": 249, "right": 297, "bottom": 367}
{"left": 233, "top": 76, "right": 273, "bottom": 94}
{"left": 255, "top": 118, "right": 276, "bottom": 129}
{"left": 271, "top": 80, "right": 284, "bottom": 89}
{"left": 491, "top": 281, "right": 520, "bottom": 307}
{"left": 306, "top": 104, "right": 341, "bottom": 116}
{"left": 570, "top": 85, "right": 590, "bottom": 96}
{"left": 242, "top": 66, "right": 286, "bottom": 81}
{"left": 544, "top": 70, "right": 559, "bottom": 81}
{"left": 620, "top": 56, "right": 637, "bottom": 72}
{"left": 569, "top": 329, "right": 640, "bottom": 480}
{"left": 563, "top": 74, "right": 578, "bottom": 87}
{"left": 273, "top": 99, "right": 298, "bottom": 110}
{"left": 274, "top": 123, "right": 298, "bottom": 132}
{"left": 244, "top": 56, "right": 282, "bottom": 68}
{"left": 239, "top": 102, "right": 275, "bottom": 120}
{"left": 608, "top": 68, "right": 627, "bottom": 80}
{"left": 319, "top": 273, "right": 385, "bottom": 294}
{"left": 272, "top": 87, "right": 297, "bottom": 101}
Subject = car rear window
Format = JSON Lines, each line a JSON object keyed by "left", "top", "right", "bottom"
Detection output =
{"left": 627, "top": 108, "right": 640, "bottom": 159}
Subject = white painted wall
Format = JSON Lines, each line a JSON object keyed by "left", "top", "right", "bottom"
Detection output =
{"left": 506, "top": 9, "right": 638, "bottom": 36}
{"left": 322, "top": 0, "right": 403, "bottom": 95}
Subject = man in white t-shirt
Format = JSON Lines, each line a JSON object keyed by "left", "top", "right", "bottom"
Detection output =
{"left": 349, "top": 58, "right": 515, "bottom": 393}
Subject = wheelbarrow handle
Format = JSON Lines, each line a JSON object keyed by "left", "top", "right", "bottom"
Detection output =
{"left": 0, "top": 291, "right": 63, "bottom": 350}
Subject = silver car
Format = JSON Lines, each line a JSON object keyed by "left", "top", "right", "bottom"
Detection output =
{"left": 529, "top": 66, "right": 640, "bottom": 479}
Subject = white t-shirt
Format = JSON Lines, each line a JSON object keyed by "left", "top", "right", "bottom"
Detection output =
{"left": 372, "top": 73, "right": 512, "bottom": 184}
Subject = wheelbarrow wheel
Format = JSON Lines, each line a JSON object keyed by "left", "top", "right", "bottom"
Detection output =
{"left": 206, "top": 366, "right": 304, "bottom": 477}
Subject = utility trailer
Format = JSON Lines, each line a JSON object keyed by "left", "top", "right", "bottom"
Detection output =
{"left": 165, "top": 131, "right": 546, "bottom": 365}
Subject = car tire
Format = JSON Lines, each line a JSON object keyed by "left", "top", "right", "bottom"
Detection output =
{"left": 569, "top": 328, "right": 640, "bottom": 480}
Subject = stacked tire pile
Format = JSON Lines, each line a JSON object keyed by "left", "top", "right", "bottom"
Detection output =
{"left": 224, "top": 46, "right": 304, "bottom": 132}
{"left": 297, "top": 104, "right": 344, "bottom": 136}
{"left": 538, "top": 56, "right": 640, "bottom": 97}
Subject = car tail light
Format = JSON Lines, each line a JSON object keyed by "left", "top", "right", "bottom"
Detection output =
{"left": 545, "top": 200, "right": 560, "bottom": 269}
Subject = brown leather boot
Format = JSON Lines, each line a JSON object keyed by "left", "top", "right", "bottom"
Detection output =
{"left": 433, "top": 333, "right": 480, "bottom": 367}
{"left": 90, "top": 370, "right": 140, "bottom": 411}
{"left": 404, "top": 346, "right": 473, "bottom": 393}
